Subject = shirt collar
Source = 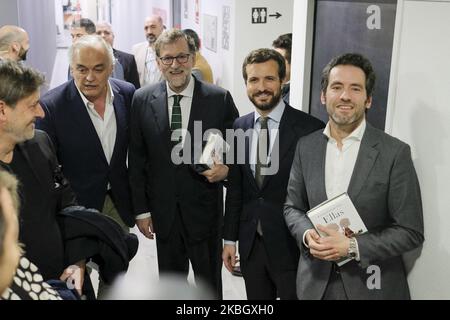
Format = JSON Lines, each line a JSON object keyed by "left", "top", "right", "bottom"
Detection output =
{"left": 253, "top": 99, "right": 285, "bottom": 125}
{"left": 323, "top": 118, "right": 366, "bottom": 142}
{"left": 75, "top": 80, "right": 114, "bottom": 108}
{"left": 166, "top": 75, "right": 195, "bottom": 99}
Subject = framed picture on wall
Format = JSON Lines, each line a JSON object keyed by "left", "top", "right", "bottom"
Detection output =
{"left": 203, "top": 14, "right": 217, "bottom": 52}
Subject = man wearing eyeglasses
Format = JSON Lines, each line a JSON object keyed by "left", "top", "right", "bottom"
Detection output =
{"left": 129, "top": 29, "right": 239, "bottom": 299}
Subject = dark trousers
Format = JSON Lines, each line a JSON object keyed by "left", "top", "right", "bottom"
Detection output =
{"left": 155, "top": 208, "right": 223, "bottom": 299}
{"left": 241, "top": 234, "right": 297, "bottom": 300}
{"left": 322, "top": 264, "right": 349, "bottom": 300}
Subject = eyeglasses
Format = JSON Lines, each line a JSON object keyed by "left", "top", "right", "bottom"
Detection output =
{"left": 159, "top": 53, "right": 190, "bottom": 65}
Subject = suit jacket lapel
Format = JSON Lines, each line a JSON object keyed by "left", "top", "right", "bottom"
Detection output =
{"left": 347, "top": 123, "right": 380, "bottom": 201}
{"left": 17, "top": 141, "right": 51, "bottom": 189}
{"left": 312, "top": 134, "right": 328, "bottom": 204}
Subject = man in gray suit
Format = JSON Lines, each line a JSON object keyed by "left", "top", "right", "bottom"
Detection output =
{"left": 284, "top": 53, "right": 424, "bottom": 300}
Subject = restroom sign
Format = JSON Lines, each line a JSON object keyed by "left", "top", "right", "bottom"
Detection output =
{"left": 252, "top": 8, "right": 267, "bottom": 24}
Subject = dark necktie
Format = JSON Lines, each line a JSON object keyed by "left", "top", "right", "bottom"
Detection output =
{"left": 255, "top": 116, "right": 269, "bottom": 189}
{"left": 170, "top": 95, "right": 183, "bottom": 142}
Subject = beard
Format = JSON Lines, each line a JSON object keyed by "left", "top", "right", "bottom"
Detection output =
{"left": 249, "top": 90, "right": 282, "bottom": 112}
{"left": 146, "top": 34, "right": 157, "bottom": 44}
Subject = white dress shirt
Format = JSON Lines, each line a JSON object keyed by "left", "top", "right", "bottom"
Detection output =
{"left": 324, "top": 119, "right": 366, "bottom": 199}
{"left": 250, "top": 100, "right": 285, "bottom": 175}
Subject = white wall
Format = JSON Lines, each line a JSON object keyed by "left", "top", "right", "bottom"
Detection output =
{"left": 386, "top": 0, "right": 450, "bottom": 299}
{"left": 111, "top": 0, "right": 172, "bottom": 53}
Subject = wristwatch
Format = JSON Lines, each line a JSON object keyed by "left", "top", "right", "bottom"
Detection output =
{"left": 347, "top": 237, "right": 357, "bottom": 259}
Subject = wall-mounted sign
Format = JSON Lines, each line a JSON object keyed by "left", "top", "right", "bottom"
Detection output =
{"left": 251, "top": 8, "right": 282, "bottom": 24}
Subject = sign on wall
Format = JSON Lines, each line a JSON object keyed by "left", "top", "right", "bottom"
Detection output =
{"left": 203, "top": 14, "right": 217, "bottom": 52}
{"left": 309, "top": 0, "right": 397, "bottom": 130}
{"left": 251, "top": 8, "right": 282, "bottom": 24}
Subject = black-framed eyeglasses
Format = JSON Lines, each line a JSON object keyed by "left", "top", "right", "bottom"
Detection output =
{"left": 159, "top": 53, "right": 190, "bottom": 65}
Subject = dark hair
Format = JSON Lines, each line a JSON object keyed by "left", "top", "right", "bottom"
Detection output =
{"left": 71, "top": 18, "right": 96, "bottom": 34}
{"left": 321, "top": 53, "right": 376, "bottom": 97}
{"left": 0, "top": 170, "right": 20, "bottom": 258}
{"left": 272, "top": 33, "right": 292, "bottom": 64}
{"left": 0, "top": 60, "right": 45, "bottom": 108}
{"left": 242, "top": 48, "right": 286, "bottom": 82}
{"left": 154, "top": 29, "right": 196, "bottom": 57}
{"left": 182, "top": 29, "right": 200, "bottom": 51}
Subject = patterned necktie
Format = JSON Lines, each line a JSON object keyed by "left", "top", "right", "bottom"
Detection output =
{"left": 171, "top": 95, "right": 183, "bottom": 142}
{"left": 255, "top": 116, "right": 269, "bottom": 189}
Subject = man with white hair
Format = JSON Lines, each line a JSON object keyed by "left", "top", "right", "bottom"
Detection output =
{"left": 0, "top": 25, "right": 30, "bottom": 62}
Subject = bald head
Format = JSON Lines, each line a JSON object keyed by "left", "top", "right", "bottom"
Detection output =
{"left": 0, "top": 25, "right": 30, "bottom": 61}
{"left": 96, "top": 21, "right": 115, "bottom": 47}
{"left": 144, "top": 15, "right": 164, "bottom": 46}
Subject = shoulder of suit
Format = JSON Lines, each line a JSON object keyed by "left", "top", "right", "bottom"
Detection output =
{"left": 194, "top": 78, "right": 228, "bottom": 96}
{"left": 24, "top": 130, "right": 51, "bottom": 149}
{"left": 233, "top": 112, "right": 254, "bottom": 128}
{"left": 114, "top": 48, "right": 134, "bottom": 60}
{"left": 364, "top": 123, "right": 410, "bottom": 151}
{"left": 40, "top": 81, "right": 74, "bottom": 104}
{"left": 134, "top": 81, "right": 164, "bottom": 99}
{"left": 132, "top": 42, "right": 147, "bottom": 52}
{"left": 110, "top": 77, "right": 136, "bottom": 91}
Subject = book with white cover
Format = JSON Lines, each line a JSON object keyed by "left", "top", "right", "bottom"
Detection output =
{"left": 198, "top": 133, "right": 230, "bottom": 169}
{"left": 307, "top": 192, "right": 367, "bottom": 266}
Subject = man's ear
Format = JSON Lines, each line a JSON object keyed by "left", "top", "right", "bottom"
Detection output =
{"left": 365, "top": 96, "right": 372, "bottom": 110}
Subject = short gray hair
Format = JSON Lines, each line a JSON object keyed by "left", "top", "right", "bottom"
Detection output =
{"left": 68, "top": 35, "right": 115, "bottom": 67}
{"left": 154, "top": 29, "right": 196, "bottom": 57}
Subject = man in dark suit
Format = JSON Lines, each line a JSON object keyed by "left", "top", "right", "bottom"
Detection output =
{"left": 96, "top": 21, "right": 140, "bottom": 89}
{"left": 284, "top": 53, "right": 424, "bottom": 299}
{"left": 129, "top": 29, "right": 239, "bottom": 298}
{"left": 38, "top": 35, "right": 135, "bottom": 230}
{"left": 222, "top": 48, "right": 324, "bottom": 299}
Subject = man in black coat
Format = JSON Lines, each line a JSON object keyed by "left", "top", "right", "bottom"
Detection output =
{"left": 38, "top": 35, "right": 135, "bottom": 229}
{"left": 129, "top": 29, "right": 239, "bottom": 298}
{"left": 0, "top": 60, "right": 137, "bottom": 299}
{"left": 222, "top": 49, "right": 324, "bottom": 299}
